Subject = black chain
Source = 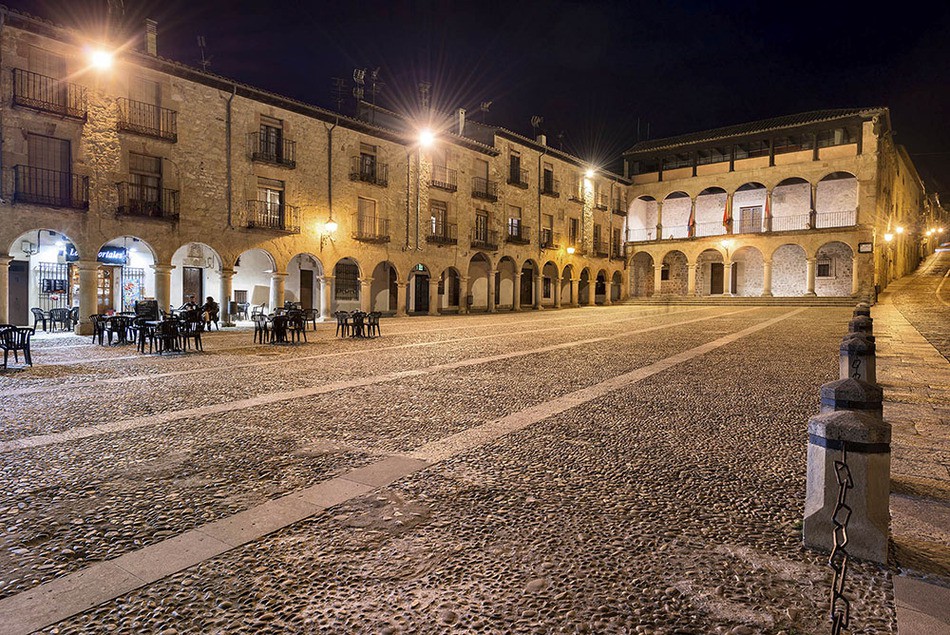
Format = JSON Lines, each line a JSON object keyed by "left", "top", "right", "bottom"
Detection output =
{"left": 829, "top": 443, "right": 852, "bottom": 634}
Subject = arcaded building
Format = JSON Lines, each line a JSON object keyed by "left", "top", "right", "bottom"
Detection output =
{"left": 0, "top": 8, "right": 938, "bottom": 333}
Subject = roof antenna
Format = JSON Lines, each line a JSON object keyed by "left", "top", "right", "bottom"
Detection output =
{"left": 418, "top": 82, "right": 431, "bottom": 115}
{"left": 530, "top": 115, "right": 543, "bottom": 137}
{"left": 353, "top": 68, "right": 366, "bottom": 117}
{"left": 479, "top": 100, "right": 492, "bottom": 123}
{"left": 330, "top": 77, "right": 347, "bottom": 113}
{"left": 197, "top": 36, "right": 212, "bottom": 71}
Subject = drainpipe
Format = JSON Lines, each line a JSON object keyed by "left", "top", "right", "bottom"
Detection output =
{"left": 415, "top": 149, "right": 421, "bottom": 250}
{"left": 538, "top": 142, "right": 547, "bottom": 252}
{"left": 0, "top": 8, "right": 6, "bottom": 196}
{"left": 324, "top": 116, "right": 338, "bottom": 221}
{"left": 225, "top": 85, "right": 236, "bottom": 227}
{"left": 405, "top": 148, "right": 411, "bottom": 249}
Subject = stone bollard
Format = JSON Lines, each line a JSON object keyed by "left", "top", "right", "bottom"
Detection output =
{"left": 839, "top": 333, "right": 877, "bottom": 385}
{"left": 853, "top": 304, "right": 871, "bottom": 318}
{"left": 820, "top": 377, "right": 883, "bottom": 417}
{"left": 803, "top": 409, "right": 891, "bottom": 563}
{"left": 849, "top": 315, "right": 873, "bottom": 336}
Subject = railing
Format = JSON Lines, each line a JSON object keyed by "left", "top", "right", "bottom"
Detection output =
{"left": 116, "top": 182, "right": 179, "bottom": 219}
{"left": 12, "top": 68, "right": 86, "bottom": 120}
{"left": 595, "top": 193, "right": 608, "bottom": 210}
{"left": 695, "top": 221, "right": 726, "bottom": 237}
{"left": 430, "top": 165, "right": 457, "bottom": 192}
{"left": 508, "top": 167, "right": 529, "bottom": 188}
{"left": 472, "top": 177, "right": 498, "bottom": 202}
{"left": 350, "top": 156, "right": 388, "bottom": 186}
{"left": 627, "top": 227, "right": 655, "bottom": 242}
{"left": 610, "top": 242, "right": 625, "bottom": 260}
{"left": 117, "top": 98, "right": 178, "bottom": 142}
{"left": 541, "top": 177, "right": 560, "bottom": 197}
{"left": 770, "top": 214, "right": 810, "bottom": 232}
{"left": 735, "top": 219, "right": 764, "bottom": 235}
{"left": 611, "top": 201, "right": 626, "bottom": 216}
{"left": 13, "top": 165, "right": 88, "bottom": 210}
{"left": 351, "top": 212, "right": 390, "bottom": 242}
{"left": 569, "top": 190, "right": 584, "bottom": 204}
{"left": 816, "top": 210, "right": 857, "bottom": 228}
{"left": 661, "top": 225, "right": 689, "bottom": 239}
{"left": 427, "top": 219, "right": 458, "bottom": 245}
{"left": 471, "top": 227, "right": 499, "bottom": 250}
{"left": 245, "top": 200, "right": 300, "bottom": 233}
{"left": 540, "top": 229, "right": 560, "bottom": 249}
{"left": 592, "top": 239, "right": 609, "bottom": 257}
{"left": 247, "top": 133, "right": 296, "bottom": 168}
{"left": 506, "top": 222, "right": 531, "bottom": 244}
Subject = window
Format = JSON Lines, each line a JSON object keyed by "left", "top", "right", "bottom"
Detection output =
{"left": 817, "top": 258, "right": 834, "bottom": 278}
{"left": 663, "top": 153, "right": 692, "bottom": 170}
{"left": 593, "top": 224, "right": 602, "bottom": 244}
{"left": 508, "top": 205, "right": 522, "bottom": 235}
{"left": 773, "top": 134, "right": 813, "bottom": 154}
{"left": 542, "top": 213, "right": 554, "bottom": 246}
{"left": 259, "top": 116, "right": 283, "bottom": 161}
{"left": 661, "top": 264, "right": 670, "bottom": 281}
{"left": 816, "top": 128, "right": 854, "bottom": 148}
{"left": 475, "top": 210, "right": 489, "bottom": 241}
{"left": 356, "top": 196, "right": 378, "bottom": 235}
{"left": 543, "top": 277, "right": 552, "bottom": 298}
{"left": 130, "top": 76, "right": 160, "bottom": 106}
{"left": 509, "top": 150, "right": 524, "bottom": 184}
{"left": 129, "top": 152, "right": 162, "bottom": 210}
{"left": 359, "top": 142, "right": 377, "bottom": 177}
{"left": 430, "top": 199, "right": 448, "bottom": 234}
{"left": 28, "top": 46, "right": 66, "bottom": 79}
{"left": 571, "top": 173, "right": 582, "bottom": 199}
{"left": 334, "top": 261, "right": 360, "bottom": 300}
{"left": 28, "top": 134, "right": 70, "bottom": 172}
{"left": 696, "top": 147, "right": 729, "bottom": 166}
{"left": 543, "top": 162, "right": 555, "bottom": 191}
{"left": 257, "top": 177, "right": 284, "bottom": 225}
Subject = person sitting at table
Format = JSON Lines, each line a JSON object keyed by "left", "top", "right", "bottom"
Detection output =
{"left": 201, "top": 296, "right": 219, "bottom": 330}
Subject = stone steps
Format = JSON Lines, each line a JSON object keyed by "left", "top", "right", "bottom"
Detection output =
{"left": 620, "top": 295, "right": 860, "bottom": 307}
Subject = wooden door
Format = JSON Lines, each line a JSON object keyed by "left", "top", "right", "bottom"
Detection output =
{"left": 413, "top": 274, "right": 429, "bottom": 313}
{"left": 710, "top": 263, "right": 724, "bottom": 295}
{"left": 300, "top": 269, "right": 313, "bottom": 311}
{"left": 96, "top": 267, "right": 113, "bottom": 313}
{"left": 182, "top": 266, "right": 202, "bottom": 305}
{"left": 520, "top": 268, "right": 534, "bottom": 306}
{"left": 8, "top": 260, "right": 29, "bottom": 325}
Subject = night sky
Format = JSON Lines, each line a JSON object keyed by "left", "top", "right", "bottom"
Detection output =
{"left": 10, "top": 0, "right": 950, "bottom": 196}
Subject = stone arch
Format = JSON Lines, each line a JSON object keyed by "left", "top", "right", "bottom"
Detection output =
{"left": 733, "top": 182, "right": 767, "bottom": 234}
{"left": 695, "top": 187, "right": 727, "bottom": 237}
{"left": 495, "top": 256, "right": 517, "bottom": 311}
{"left": 630, "top": 252, "right": 654, "bottom": 297}
{"left": 439, "top": 265, "right": 462, "bottom": 312}
{"left": 731, "top": 245, "right": 764, "bottom": 297}
{"left": 560, "top": 263, "right": 575, "bottom": 306}
{"left": 332, "top": 256, "right": 363, "bottom": 312}
{"left": 595, "top": 268, "right": 609, "bottom": 304}
{"left": 816, "top": 172, "right": 858, "bottom": 228}
{"left": 628, "top": 196, "right": 658, "bottom": 241}
{"left": 6, "top": 229, "right": 82, "bottom": 324}
{"left": 611, "top": 270, "right": 623, "bottom": 302}
{"left": 407, "top": 263, "right": 432, "bottom": 314}
{"left": 232, "top": 248, "right": 277, "bottom": 311}
{"left": 287, "top": 253, "right": 325, "bottom": 315}
{"left": 772, "top": 177, "right": 811, "bottom": 231}
{"left": 542, "top": 260, "right": 559, "bottom": 307}
{"left": 370, "top": 261, "right": 399, "bottom": 313}
{"left": 519, "top": 258, "right": 540, "bottom": 309}
{"left": 659, "top": 249, "right": 689, "bottom": 295}
{"left": 467, "top": 252, "right": 493, "bottom": 312}
{"left": 662, "top": 191, "right": 691, "bottom": 239}
{"left": 770, "top": 243, "right": 807, "bottom": 296}
{"left": 696, "top": 248, "right": 726, "bottom": 296}
{"left": 579, "top": 267, "right": 593, "bottom": 305}
{"left": 98, "top": 236, "right": 158, "bottom": 313}
{"left": 815, "top": 241, "right": 855, "bottom": 297}
{"left": 172, "top": 242, "right": 223, "bottom": 311}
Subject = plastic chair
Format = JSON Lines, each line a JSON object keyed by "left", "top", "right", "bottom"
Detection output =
{"left": 31, "top": 308, "right": 49, "bottom": 331}
{"left": 366, "top": 312, "right": 382, "bottom": 338}
{"left": 270, "top": 315, "right": 289, "bottom": 343}
{"left": 1, "top": 326, "right": 34, "bottom": 368}
{"left": 334, "top": 311, "right": 351, "bottom": 338}
{"left": 253, "top": 315, "right": 270, "bottom": 344}
{"left": 287, "top": 310, "right": 307, "bottom": 343}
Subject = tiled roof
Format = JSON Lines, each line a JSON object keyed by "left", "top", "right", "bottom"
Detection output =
{"left": 623, "top": 108, "right": 887, "bottom": 155}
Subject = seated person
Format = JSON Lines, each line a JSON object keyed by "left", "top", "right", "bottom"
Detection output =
{"left": 201, "top": 296, "right": 219, "bottom": 328}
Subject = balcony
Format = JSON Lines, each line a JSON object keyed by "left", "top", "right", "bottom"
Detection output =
{"left": 540, "top": 229, "right": 560, "bottom": 249}
{"left": 471, "top": 227, "right": 499, "bottom": 251}
{"left": 472, "top": 177, "right": 498, "bottom": 202}
{"left": 248, "top": 133, "right": 296, "bottom": 168}
{"left": 694, "top": 221, "right": 726, "bottom": 237}
{"left": 595, "top": 193, "right": 608, "bottom": 211}
{"left": 770, "top": 215, "right": 809, "bottom": 232}
{"left": 592, "top": 239, "right": 609, "bottom": 258}
{"left": 508, "top": 167, "right": 529, "bottom": 188}
{"left": 610, "top": 243, "right": 625, "bottom": 260}
{"left": 350, "top": 156, "right": 388, "bottom": 187}
{"left": 568, "top": 190, "right": 584, "bottom": 204}
{"left": 815, "top": 210, "right": 857, "bottom": 228}
{"left": 12, "top": 69, "right": 86, "bottom": 120}
{"left": 351, "top": 212, "right": 390, "bottom": 243}
{"left": 628, "top": 228, "right": 656, "bottom": 242}
{"left": 13, "top": 166, "right": 88, "bottom": 210}
{"left": 430, "top": 165, "right": 458, "bottom": 192}
{"left": 117, "top": 98, "right": 178, "bottom": 142}
{"left": 116, "top": 182, "right": 179, "bottom": 220}
{"left": 506, "top": 222, "right": 531, "bottom": 244}
{"left": 540, "top": 177, "right": 560, "bottom": 198}
{"left": 245, "top": 200, "right": 299, "bottom": 233}
{"left": 611, "top": 201, "right": 626, "bottom": 216}
{"left": 427, "top": 220, "right": 458, "bottom": 245}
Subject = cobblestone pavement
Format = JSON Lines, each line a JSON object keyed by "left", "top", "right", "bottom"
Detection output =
{"left": 0, "top": 305, "right": 897, "bottom": 634}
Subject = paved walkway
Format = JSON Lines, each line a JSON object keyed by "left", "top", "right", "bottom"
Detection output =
{"left": 875, "top": 249, "right": 950, "bottom": 634}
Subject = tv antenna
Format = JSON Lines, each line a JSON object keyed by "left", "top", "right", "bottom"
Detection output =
{"left": 330, "top": 77, "right": 347, "bottom": 112}
{"left": 197, "top": 36, "right": 212, "bottom": 71}
{"left": 368, "top": 68, "right": 383, "bottom": 124}
{"left": 530, "top": 115, "right": 543, "bottom": 137}
{"left": 479, "top": 100, "right": 492, "bottom": 122}
{"left": 418, "top": 82, "right": 431, "bottom": 112}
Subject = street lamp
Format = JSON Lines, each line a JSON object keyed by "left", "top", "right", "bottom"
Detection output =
{"left": 895, "top": 226, "right": 905, "bottom": 235}
{"left": 566, "top": 246, "right": 576, "bottom": 255}
{"left": 88, "top": 48, "right": 114, "bottom": 70}
{"left": 884, "top": 233, "right": 894, "bottom": 243}
{"left": 419, "top": 128, "right": 435, "bottom": 148}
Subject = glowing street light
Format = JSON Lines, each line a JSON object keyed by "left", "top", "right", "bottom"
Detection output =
{"left": 323, "top": 218, "right": 338, "bottom": 234}
{"left": 884, "top": 233, "right": 894, "bottom": 243}
{"left": 895, "top": 226, "right": 905, "bottom": 235}
{"left": 418, "top": 128, "right": 435, "bottom": 148}
{"left": 89, "top": 48, "right": 114, "bottom": 70}
{"left": 585, "top": 168, "right": 595, "bottom": 179}
{"left": 566, "top": 246, "right": 576, "bottom": 255}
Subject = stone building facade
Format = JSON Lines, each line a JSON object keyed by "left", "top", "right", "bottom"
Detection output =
{"left": 0, "top": 9, "right": 940, "bottom": 333}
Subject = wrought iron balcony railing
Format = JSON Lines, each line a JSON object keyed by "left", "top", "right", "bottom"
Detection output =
{"left": 116, "top": 182, "right": 179, "bottom": 220}
{"left": 505, "top": 222, "right": 531, "bottom": 244}
{"left": 245, "top": 200, "right": 299, "bottom": 233}
{"left": 540, "top": 177, "right": 560, "bottom": 197}
{"left": 351, "top": 212, "right": 391, "bottom": 243}
{"left": 470, "top": 227, "right": 499, "bottom": 251}
{"left": 248, "top": 133, "right": 296, "bottom": 168}
{"left": 694, "top": 221, "right": 727, "bottom": 237}
{"left": 350, "top": 156, "right": 388, "bottom": 187}
{"left": 472, "top": 177, "right": 498, "bottom": 202}
{"left": 815, "top": 210, "right": 857, "bottom": 228}
{"left": 508, "top": 167, "right": 529, "bottom": 188}
{"left": 769, "top": 215, "right": 809, "bottom": 232}
{"left": 13, "top": 165, "right": 88, "bottom": 210}
{"left": 12, "top": 69, "right": 86, "bottom": 120}
{"left": 430, "top": 165, "right": 457, "bottom": 192}
{"left": 627, "top": 228, "right": 656, "bottom": 242}
{"left": 117, "top": 98, "right": 178, "bottom": 142}
{"left": 610, "top": 243, "right": 625, "bottom": 260}
{"left": 595, "top": 193, "right": 609, "bottom": 210}
{"left": 427, "top": 220, "right": 458, "bottom": 245}
{"left": 540, "top": 229, "right": 560, "bottom": 249}
{"left": 592, "top": 239, "right": 610, "bottom": 257}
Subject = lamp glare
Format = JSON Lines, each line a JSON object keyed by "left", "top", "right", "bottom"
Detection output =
{"left": 324, "top": 219, "right": 338, "bottom": 234}
{"left": 90, "top": 49, "right": 113, "bottom": 70}
{"left": 419, "top": 129, "right": 435, "bottom": 148}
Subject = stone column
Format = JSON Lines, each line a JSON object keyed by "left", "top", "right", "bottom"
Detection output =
{"left": 805, "top": 258, "right": 817, "bottom": 296}
{"left": 428, "top": 277, "right": 440, "bottom": 315}
{"left": 688, "top": 199, "right": 697, "bottom": 237}
{"left": 219, "top": 267, "right": 235, "bottom": 326}
{"left": 725, "top": 193, "right": 734, "bottom": 234}
{"left": 269, "top": 271, "right": 287, "bottom": 311}
{"left": 587, "top": 280, "right": 597, "bottom": 307}
{"left": 809, "top": 183, "right": 818, "bottom": 228}
{"left": 553, "top": 276, "right": 562, "bottom": 308}
{"left": 723, "top": 261, "right": 733, "bottom": 297}
{"left": 762, "top": 259, "right": 773, "bottom": 297}
{"left": 851, "top": 255, "right": 861, "bottom": 296}
{"left": 76, "top": 260, "right": 100, "bottom": 335}
{"left": 320, "top": 276, "right": 334, "bottom": 319}
{"left": 687, "top": 263, "right": 697, "bottom": 296}
{"left": 0, "top": 256, "right": 11, "bottom": 324}
{"left": 653, "top": 264, "right": 663, "bottom": 295}
{"left": 534, "top": 273, "right": 542, "bottom": 309}
{"left": 459, "top": 276, "right": 469, "bottom": 314}
{"left": 765, "top": 189, "right": 773, "bottom": 232}
{"left": 151, "top": 263, "right": 174, "bottom": 315}
{"left": 513, "top": 272, "right": 522, "bottom": 311}
{"left": 487, "top": 269, "right": 497, "bottom": 313}
{"left": 396, "top": 282, "right": 408, "bottom": 317}
{"left": 570, "top": 277, "right": 579, "bottom": 307}
{"left": 655, "top": 200, "right": 664, "bottom": 237}
{"left": 604, "top": 278, "right": 612, "bottom": 305}
{"left": 359, "top": 278, "right": 372, "bottom": 313}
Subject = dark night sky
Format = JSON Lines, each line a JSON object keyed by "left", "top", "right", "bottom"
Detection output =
{"left": 10, "top": 0, "right": 950, "bottom": 196}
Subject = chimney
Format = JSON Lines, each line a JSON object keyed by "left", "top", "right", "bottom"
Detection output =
{"left": 537, "top": 134, "right": 547, "bottom": 146}
{"left": 145, "top": 19, "right": 158, "bottom": 56}
{"left": 457, "top": 108, "right": 466, "bottom": 137}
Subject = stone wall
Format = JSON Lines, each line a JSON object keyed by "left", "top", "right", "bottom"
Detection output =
{"left": 732, "top": 247, "right": 764, "bottom": 296}
{"left": 771, "top": 244, "right": 807, "bottom": 296}
{"left": 815, "top": 241, "right": 853, "bottom": 297}
{"left": 660, "top": 251, "right": 688, "bottom": 295}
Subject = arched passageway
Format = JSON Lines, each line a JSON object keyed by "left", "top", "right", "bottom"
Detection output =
{"left": 733, "top": 183, "right": 767, "bottom": 234}
{"left": 172, "top": 243, "right": 223, "bottom": 312}
{"left": 232, "top": 248, "right": 276, "bottom": 311}
{"left": 660, "top": 250, "right": 689, "bottom": 295}
{"left": 287, "top": 253, "right": 324, "bottom": 315}
{"left": 495, "top": 257, "right": 517, "bottom": 311}
{"left": 695, "top": 188, "right": 727, "bottom": 237}
{"left": 408, "top": 264, "right": 431, "bottom": 314}
{"left": 332, "top": 257, "right": 362, "bottom": 312}
{"left": 611, "top": 270, "right": 623, "bottom": 302}
{"left": 815, "top": 241, "right": 855, "bottom": 297}
{"left": 630, "top": 252, "right": 654, "bottom": 297}
{"left": 696, "top": 248, "right": 728, "bottom": 296}
{"left": 467, "top": 253, "right": 492, "bottom": 312}
{"left": 816, "top": 172, "right": 858, "bottom": 228}
{"left": 542, "top": 261, "right": 559, "bottom": 307}
{"left": 662, "top": 192, "right": 691, "bottom": 239}
{"left": 772, "top": 178, "right": 810, "bottom": 231}
{"left": 628, "top": 197, "right": 658, "bottom": 242}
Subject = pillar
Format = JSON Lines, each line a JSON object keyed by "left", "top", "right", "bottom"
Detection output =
{"left": 851, "top": 255, "right": 860, "bottom": 296}
{"left": 723, "top": 261, "right": 733, "bottom": 297}
{"left": 487, "top": 269, "right": 497, "bottom": 313}
{"left": 459, "top": 276, "right": 469, "bottom": 314}
{"left": 76, "top": 260, "right": 100, "bottom": 335}
{"left": 725, "top": 192, "right": 734, "bottom": 234}
{"left": 655, "top": 200, "right": 664, "bottom": 236}
{"left": 428, "top": 277, "right": 439, "bottom": 315}
{"left": 269, "top": 271, "right": 287, "bottom": 310}
{"left": 513, "top": 272, "right": 522, "bottom": 311}
{"left": 0, "top": 256, "right": 11, "bottom": 324}
{"left": 604, "top": 278, "right": 612, "bottom": 305}
{"left": 570, "top": 277, "right": 579, "bottom": 307}
{"left": 687, "top": 263, "right": 697, "bottom": 296}
{"left": 653, "top": 264, "right": 663, "bottom": 295}
{"left": 688, "top": 199, "right": 696, "bottom": 237}
{"left": 320, "top": 276, "right": 334, "bottom": 319}
{"left": 805, "top": 258, "right": 817, "bottom": 296}
{"left": 762, "top": 259, "right": 773, "bottom": 297}
{"left": 765, "top": 189, "right": 773, "bottom": 232}
{"left": 809, "top": 183, "right": 818, "bottom": 228}
{"left": 553, "top": 276, "right": 562, "bottom": 308}
{"left": 220, "top": 267, "right": 235, "bottom": 326}
{"left": 396, "top": 282, "right": 408, "bottom": 317}
{"left": 359, "top": 278, "right": 372, "bottom": 313}
{"left": 151, "top": 263, "right": 173, "bottom": 315}
{"left": 534, "top": 273, "right": 542, "bottom": 309}
{"left": 587, "top": 278, "right": 596, "bottom": 306}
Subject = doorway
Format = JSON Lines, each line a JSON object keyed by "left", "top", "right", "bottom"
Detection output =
{"left": 388, "top": 267, "right": 398, "bottom": 310}
{"left": 413, "top": 273, "right": 429, "bottom": 313}
{"left": 300, "top": 269, "right": 313, "bottom": 311}
{"left": 710, "top": 263, "right": 724, "bottom": 294}
{"left": 97, "top": 267, "right": 114, "bottom": 313}
{"left": 520, "top": 268, "right": 534, "bottom": 306}
{"left": 9, "top": 260, "right": 29, "bottom": 325}
{"left": 182, "top": 266, "right": 202, "bottom": 305}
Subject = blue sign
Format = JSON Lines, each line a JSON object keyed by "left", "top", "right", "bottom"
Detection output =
{"left": 63, "top": 244, "right": 128, "bottom": 265}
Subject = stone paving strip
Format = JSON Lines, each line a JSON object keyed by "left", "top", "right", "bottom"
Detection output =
{"left": 0, "top": 307, "right": 754, "bottom": 451}
{"left": 0, "top": 308, "right": 809, "bottom": 635}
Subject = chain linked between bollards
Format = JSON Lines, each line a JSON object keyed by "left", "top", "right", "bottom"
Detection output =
{"left": 829, "top": 443, "right": 853, "bottom": 634}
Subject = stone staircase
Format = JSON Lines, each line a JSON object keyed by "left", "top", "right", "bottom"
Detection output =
{"left": 620, "top": 295, "right": 861, "bottom": 307}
